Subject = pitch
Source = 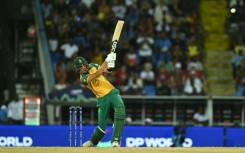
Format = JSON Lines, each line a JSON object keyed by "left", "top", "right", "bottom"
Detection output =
{"left": 0, "top": 147, "right": 245, "bottom": 153}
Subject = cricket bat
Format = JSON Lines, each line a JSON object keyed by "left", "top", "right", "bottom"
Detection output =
{"left": 110, "top": 20, "right": 124, "bottom": 53}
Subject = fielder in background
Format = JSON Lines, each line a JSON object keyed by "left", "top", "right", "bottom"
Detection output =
{"left": 73, "top": 52, "right": 126, "bottom": 147}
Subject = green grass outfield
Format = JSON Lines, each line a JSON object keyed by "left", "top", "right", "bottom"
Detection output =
{"left": 1, "top": 147, "right": 245, "bottom": 153}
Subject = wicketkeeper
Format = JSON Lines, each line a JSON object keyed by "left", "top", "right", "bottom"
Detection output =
{"left": 73, "top": 52, "right": 125, "bottom": 147}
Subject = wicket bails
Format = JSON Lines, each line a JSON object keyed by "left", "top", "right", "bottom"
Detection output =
{"left": 69, "top": 106, "right": 82, "bottom": 147}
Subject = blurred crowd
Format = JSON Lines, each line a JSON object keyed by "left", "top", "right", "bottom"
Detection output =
{"left": 229, "top": 0, "right": 245, "bottom": 96}
{"left": 41, "top": 0, "right": 206, "bottom": 96}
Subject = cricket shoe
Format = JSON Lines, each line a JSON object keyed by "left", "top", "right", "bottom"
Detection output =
{"left": 82, "top": 141, "right": 93, "bottom": 147}
{"left": 112, "top": 141, "right": 119, "bottom": 147}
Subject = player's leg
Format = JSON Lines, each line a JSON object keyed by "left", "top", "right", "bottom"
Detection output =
{"left": 83, "top": 97, "right": 110, "bottom": 147}
{"left": 110, "top": 89, "right": 126, "bottom": 147}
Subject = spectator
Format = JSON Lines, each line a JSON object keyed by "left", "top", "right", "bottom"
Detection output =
{"left": 183, "top": 70, "right": 204, "bottom": 95}
{"left": 136, "top": 32, "right": 154, "bottom": 65}
{"left": 111, "top": 0, "right": 127, "bottom": 19}
{"left": 140, "top": 63, "right": 155, "bottom": 86}
{"left": 7, "top": 94, "right": 24, "bottom": 125}
{"left": 125, "top": 0, "right": 138, "bottom": 7}
{"left": 187, "top": 55, "right": 204, "bottom": 73}
{"left": 125, "top": 4, "right": 139, "bottom": 30}
{"left": 171, "top": 125, "right": 185, "bottom": 147}
{"left": 156, "top": 65, "right": 171, "bottom": 95}
{"left": 91, "top": 46, "right": 103, "bottom": 65}
{"left": 187, "top": 38, "right": 199, "bottom": 59}
{"left": 169, "top": 0, "right": 184, "bottom": 18}
{"left": 124, "top": 46, "right": 138, "bottom": 73}
{"left": 54, "top": 62, "right": 67, "bottom": 86}
{"left": 144, "top": 117, "right": 153, "bottom": 125}
{"left": 0, "top": 100, "right": 8, "bottom": 124}
{"left": 97, "top": 0, "right": 110, "bottom": 21}
{"left": 41, "top": 0, "right": 53, "bottom": 19}
{"left": 172, "top": 33, "right": 187, "bottom": 54}
{"left": 231, "top": 41, "right": 245, "bottom": 78}
{"left": 60, "top": 39, "right": 79, "bottom": 62}
{"left": 65, "top": 54, "right": 80, "bottom": 85}
{"left": 140, "top": 62, "right": 156, "bottom": 95}
{"left": 172, "top": 45, "right": 184, "bottom": 63}
{"left": 54, "top": 0, "right": 69, "bottom": 17}
{"left": 48, "top": 32, "right": 60, "bottom": 64}
{"left": 73, "top": 30, "right": 87, "bottom": 48}
{"left": 125, "top": 71, "right": 143, "bottom": 95}
{"left": 125, "top": 116, "right": 133, "bottom": 125}
{"left": 154, "top": 31, "right": 172, "bottom": 64}
{"left": 138, "top": 2, "right": 154, "bottom": 35}
{"left": 154, "top": 0, "right": 170, "bottom": 24}
{"left": 115, "top": 65, "right": 129, "bottom": 94}
{"left": 80, "top": 0, "right": 95, "bottom": 9}
{"left": 158, "top": 58, "right": 174, "bottom": 73}
{"left": 193, "top": 106, "right": 208, "bottom": 126}
{"left": 235, "top": 67, "right": 245, "bottom": 96}
{"left": 169, "top": 62, "right": 186, "bottom": 95}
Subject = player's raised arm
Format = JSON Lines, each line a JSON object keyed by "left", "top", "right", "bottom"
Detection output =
{"left": 87, "top": 53, "right": 116, "bottom": 83}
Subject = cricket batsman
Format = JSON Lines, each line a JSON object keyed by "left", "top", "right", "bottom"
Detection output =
{"left": 73, "top": 52, "right": 126, "bottom": 147}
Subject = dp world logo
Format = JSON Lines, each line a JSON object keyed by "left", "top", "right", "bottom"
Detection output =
{"left": 0, "top": 136, "right": 33, "bottom": 146}
{"left": 126, "top": 137, "right": 193, "bottom": 147}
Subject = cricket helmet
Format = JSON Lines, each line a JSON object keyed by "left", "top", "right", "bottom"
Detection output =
{"left": 73, "top": 56, "right": 88, "bottom": 72}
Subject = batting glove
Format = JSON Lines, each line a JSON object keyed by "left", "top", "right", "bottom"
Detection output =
{"left": 105, "top": 52, "right": 116, "bottom": 62}
{"left": 107, "top": 60, "right": 115, "bottom": 68}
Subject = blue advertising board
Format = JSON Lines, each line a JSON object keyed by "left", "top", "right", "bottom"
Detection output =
{"left": 226, "top": 128, "right": 245, "bottom": 147}
{"left": 119, "top": 126, "right": 174, "bottom": 147}
{"left": 186, "top": 127, "right": 224, "bottom": 147}
{"left": 0, "top": 125, "right": 226, "bottom": 147}
{"left": 0, "top": 125, "right": 69, "bottom": 146}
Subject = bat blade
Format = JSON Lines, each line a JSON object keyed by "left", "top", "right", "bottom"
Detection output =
{"left": 111, "top": 20, "right": 124, "bottom": 52}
